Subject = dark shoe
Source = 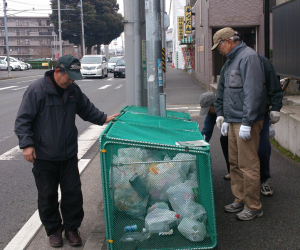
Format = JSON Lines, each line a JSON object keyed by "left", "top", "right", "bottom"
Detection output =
{"left": 65, "top": 230, "right": 82, "bottom": 246}
{"left": 49, "top": 226, "right": 63, "bottom": 247}
{"left": 224, "top": 173, "right": 231, "bottom": 180}
{"left": 224, "top": 202, "right": 244, "bottom": 213}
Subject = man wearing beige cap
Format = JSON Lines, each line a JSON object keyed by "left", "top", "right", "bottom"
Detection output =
{"left": 213, "top": 27, "right": 266, "bottom": 221}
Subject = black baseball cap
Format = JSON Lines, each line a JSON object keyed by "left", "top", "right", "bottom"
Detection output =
{"left": 57, "top": 55, "right": 83, "bottom": 80}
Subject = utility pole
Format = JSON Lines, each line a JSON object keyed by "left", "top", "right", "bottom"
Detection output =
{"left": 146, "top": 0, "right": 162, "bottom": 116}
{"left": 58, "top": 0, "right": 63, "bottom": 57}
{"left": 79, "top": 0, "right": 85, "bottom": 56}
{"left": 264, "top": 0, "right": 270, "bottom": 59}
{"left": 134, "top": 0, "right": 142, "bottom": 106}
{"left": 3, "top": 0, "right": 11, "bottom": 77}
{"left": 161, "top": 0, "right": 166, "bottom": 88}
{"left": 124, "top": 0, "right": 135, "bottom": 105}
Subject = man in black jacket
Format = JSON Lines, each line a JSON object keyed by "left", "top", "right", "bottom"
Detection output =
{"left": 14, "top": 55, "right": 119, "bottom": 247}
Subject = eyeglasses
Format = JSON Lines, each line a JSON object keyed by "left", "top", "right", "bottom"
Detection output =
{"left": 217, "top": 40, "right": 225, "bottom": 51}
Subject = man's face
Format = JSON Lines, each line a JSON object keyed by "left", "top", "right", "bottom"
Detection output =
{"left": 218, "top": 38, "right": 233, "bottom": 56}
{"left": 55, "top": 70, "right": 74, "bottom": 89}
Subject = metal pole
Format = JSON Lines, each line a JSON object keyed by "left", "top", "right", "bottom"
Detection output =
{"left": 80, "top": 0, "right": 85, "bottom": 56}
{"left": 161, "top": 0, "right": 166, "bottom": 88}
{"left": 3, "top": 0, "right": 11, "bottom": 77}
{"left": 146, "top": 0, "right": 162, "bottom": 116}
{"left": 124, "top": 0, "right": 135, "bottom": 105}
{"left": 134, "top": 0, "right": 142, "bottom": 106}
{"left": 264, "top": 0, "right": 270, "bottom": 59}
{"left": 58, "top": 0, "right": 63, "bottom": 57}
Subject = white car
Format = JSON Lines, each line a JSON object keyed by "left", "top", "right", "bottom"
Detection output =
{"left": 0, "top": 56, "right": 21, "bottom": 71}
{"left": 0, "top": 60, "right": 8, "bottom": 70}
{"left": 80, "top": 55, "right": 108, "bottom": 78}
{"left": 108, "top": 56, "right": 123, "bottom": 73}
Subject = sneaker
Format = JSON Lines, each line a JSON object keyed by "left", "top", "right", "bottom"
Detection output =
{"left": 49, "top": 226, "right": 63, "bottom": 247}
{"left": 224, "top": 202, "right": 244, "bottom": 213}
{"left": 65, "top": 230, "right": 82, "bottom": 246}
{"left": 261, "top": 181, "right": 273, "bottom": 196}
{"left": 236, "top": 209, "right": 263, "bottom": 221}
{"left": 224, "top": 173, "right": 231, "bottom": 180}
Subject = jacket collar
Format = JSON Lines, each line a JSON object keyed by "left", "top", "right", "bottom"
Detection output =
{"left": 226, "top": 41, "right": 246, "bottom": 60}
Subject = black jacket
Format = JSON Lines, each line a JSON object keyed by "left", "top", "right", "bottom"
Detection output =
{"left": 14, "top": 70, "right": 107, "bottom": 161}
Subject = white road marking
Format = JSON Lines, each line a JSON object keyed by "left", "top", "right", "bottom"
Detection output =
{"left": 13, "top": 86, "right": 28, "bottom": 90}
{"left": 0, "top": 146, "right": 22, "bottom": 160}
{"left": 80, "top": 80, "right": 94, "bottom": 81}
{"left": 99, "top": 85, "right": 111, "bottom": 89}
{"left": 105, "top": 77, "right": 114, "bottom": 81}
{"left": 114, "top": 84, "right": 123, "bottom": 89}
{"left": 0, "top": 86, "right": 17, "bottom": 91}
{"left": 3, "top": 124, "right": 107, "bottom": 250}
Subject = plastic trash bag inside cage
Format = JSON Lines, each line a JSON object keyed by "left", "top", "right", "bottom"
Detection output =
{"left": 166, "top": 181, "right": 195, "bottom": 217}
{"left": 147, "top": 162, "right": 186, "bottom": 203}
{"left": 173, "top": 153, "right": 197, "bottom": 175}
{"left": 178, "top": 217, "right": 207, "bottom": 242}
{"left": 114, "top": 187, "right": 149, "bottom": 219}
{"left": 145, "top": 208, "right": 180, "bottom": 233}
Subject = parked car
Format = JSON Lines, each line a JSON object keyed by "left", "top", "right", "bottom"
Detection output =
{"left": 80, "top": 55, "right": 108, "bottom": 78}
{"left": 113, "top": 59, "right": 125, "bottom": 78}
{"left": 0, "top": 60, "right": 8, "bottom": 70}
{"left": 107, "top": 56, "right": 123, "bottom": 73}
{"left": 0, "top": 56, "right": 21, "bottom": 71}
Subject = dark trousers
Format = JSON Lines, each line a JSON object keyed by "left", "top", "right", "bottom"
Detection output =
{"left": 32, "top": 155, "right": 84, "bottom": 236}
{"left": 219, "top": 116, "right": 271, "bottom": 183}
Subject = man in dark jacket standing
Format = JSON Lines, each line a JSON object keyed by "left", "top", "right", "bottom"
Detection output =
{"left": 14, "top": 55, "right": 119, "bottom": 247}
{"left": 213, "top": 27, "right": 266, "bottom": 221}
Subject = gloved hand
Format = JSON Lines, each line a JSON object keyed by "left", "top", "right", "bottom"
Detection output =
{"left": 269, "top": 125, "right": 276, "bottom": 139}
{"left": 270, "top": 111, "right": 280, "bottom": 124}
{"left": 239, "top": 125, "right": 251, "bottom": 140}
{"left": 216, "top": 116, "right": 224, "bottom": 129}
{"left": 221, "top": 122, "right": 229, "bottom": 136}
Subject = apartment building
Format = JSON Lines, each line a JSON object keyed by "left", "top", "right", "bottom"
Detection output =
{"left": 0, "top": 16, "right": 74, "bottom": 60}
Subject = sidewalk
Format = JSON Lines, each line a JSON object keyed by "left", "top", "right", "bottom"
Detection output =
{"left": 26, "top": 65, "right": 300, "bottom": 249}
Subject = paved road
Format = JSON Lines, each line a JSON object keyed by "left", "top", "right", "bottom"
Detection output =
{"left": 0, "top": 70, "right": 126, "bottom": 249}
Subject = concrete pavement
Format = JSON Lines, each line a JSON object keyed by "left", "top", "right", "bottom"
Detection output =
{"left": 25, "top": 65, "right": 300, "bottom": 250}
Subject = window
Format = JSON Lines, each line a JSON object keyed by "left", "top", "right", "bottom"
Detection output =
{"left": 2, "top": 39, "right": 5, "bottom": 45}
{"left": 46, "top": 20, "right": 51, "bottom": 26}
{"left": 16, "top": 29, "right": 20, "bottom": 36}
{"left": 25, "top": 39, "right": 30, "bottom": 45}
{"left": 38, "top": 20, "right": 42, "bottom": 26}
{"left": 17, "top": 39, "right": 20, "bottom": 45}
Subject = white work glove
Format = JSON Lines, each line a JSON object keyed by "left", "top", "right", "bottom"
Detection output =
{"left": 239, "top": 125, "right": 251, "bottom": 140}
{"left": 221, "top": 122, "right": 229, "bottom": 136}
{"left": 269, "top": 125, "right": 276, "bottom": 139}
{"left": 270, "top": 111, "right": 280, "bottom": 124}
{"left": 216, "top": 116, "right": 224, "bottom": 129}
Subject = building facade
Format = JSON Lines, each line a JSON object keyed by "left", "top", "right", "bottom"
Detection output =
{"left": 0, "top": 16, "right": 75, "bottom": 60}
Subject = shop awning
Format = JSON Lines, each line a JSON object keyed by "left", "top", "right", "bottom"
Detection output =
{"left": 179, "top": 37, "right": 195, "bottom": 45}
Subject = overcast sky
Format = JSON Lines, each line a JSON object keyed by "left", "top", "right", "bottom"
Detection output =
{"left": 0, "top": 0, "right": 124, "bottom": 17}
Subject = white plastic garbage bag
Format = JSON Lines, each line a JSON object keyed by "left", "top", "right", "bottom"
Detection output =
{"left": 178, "top": 217, "right": 206, "bottom": 242}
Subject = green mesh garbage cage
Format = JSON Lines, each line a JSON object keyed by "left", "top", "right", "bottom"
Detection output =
{"left": 99, "top": 112, "right": 217, "bottom": 250}
{"left": 121, "top": 105, "right": 192, "bottom": 121}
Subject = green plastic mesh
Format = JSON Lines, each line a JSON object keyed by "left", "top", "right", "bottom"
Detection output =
{"left": 115, "top": 112, "right": 199, "bottom": 132}
{"left": 121, "top": 105, "right": 192, "bottom": 121}
{"left": 99, "top": 110, "right": 217, "bottom": 250}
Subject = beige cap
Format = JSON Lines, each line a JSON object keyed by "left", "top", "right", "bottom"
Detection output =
{"left": 211, "top": 27, "right": 235, "bottom": 51}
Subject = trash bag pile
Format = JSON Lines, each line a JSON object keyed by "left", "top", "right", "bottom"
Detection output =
{"left": 111, "top": 147, "right": 208, "bottom": 242}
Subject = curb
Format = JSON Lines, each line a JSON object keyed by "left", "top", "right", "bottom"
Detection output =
{"left": 83, "top": 210, "right": 106, "bottom": 250}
